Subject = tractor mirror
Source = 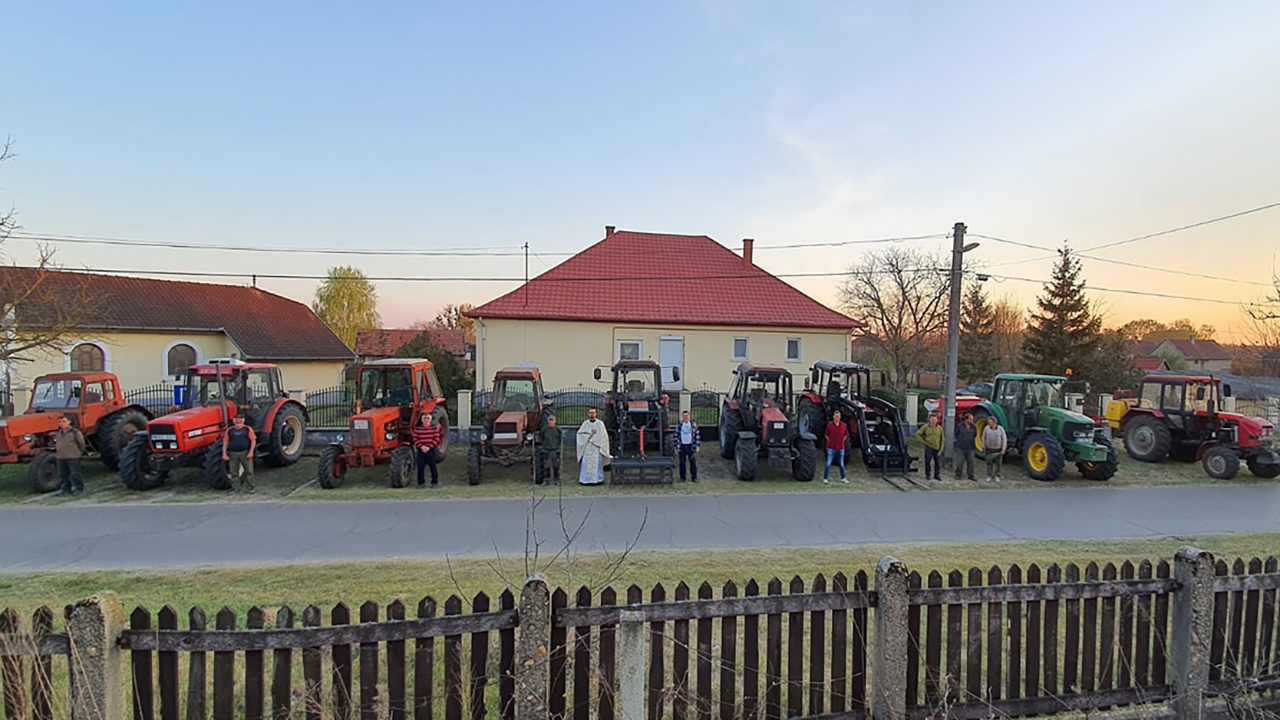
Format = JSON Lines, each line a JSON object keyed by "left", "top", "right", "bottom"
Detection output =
{"left": 1222, "top": 384, "right": 1233, "bottom": 398}
{"left": 811, "top": 369, "right": 819, "bottom": 386}
{"left": 71, "top": 386, "right": 82, "bottom": 398}
{"left": 1196, "top": 387, "right": 1206, "bottom": 401}
{"left": 593, "top": 368, "right": 602, "bottom": 381}
{"left": 672, "top": 367, "right": 680, "bottom": 382}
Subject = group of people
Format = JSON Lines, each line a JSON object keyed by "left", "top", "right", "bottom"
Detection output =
{"left": 571, "top": 408, "right": 703, "bottom": 485}
{"left": 914, "top": 412, "right": 1009, "bottom": 481}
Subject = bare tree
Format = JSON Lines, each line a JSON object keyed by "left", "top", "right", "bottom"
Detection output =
{"left": 429, "top": 302, "right": 476, "bottom": 345}
{"left": 1239, "top": 279, "right": 1280, "bottom": 376}
{"left": 990, "top": 293, "right": 1025, "bottom": 371}
{"left": 837, "top": 247, "right": 949, "bottom": 392}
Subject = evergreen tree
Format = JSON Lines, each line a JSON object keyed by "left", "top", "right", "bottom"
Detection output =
{"left": 958, "top": 282, "right": 997, "bottom": 382}
{"left": 1022, "top": 247, "right": 1102, "bottom": 376}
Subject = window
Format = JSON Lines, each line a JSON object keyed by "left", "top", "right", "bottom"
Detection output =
{"left": 167, "top": 344, "right": 197, "bottom": 379}
{"left": 1160, "top": 383, "right": 1185, "bottom": 412}
{"left": 69, "top": 343, "right": 104, "bottom": 372}
{"left": 732, "top": 337, "right": 749, "bottom": 361}
{"left": 786, "top": 338, "right": 802, "bottom": 363}
{"left": 617, "top": 340, "right": 642, "bottom": 362}
{"left": 83, "top": 382, "right": 105, "bottom": 404}
{"left": 246, "top": 370, "right": 274, "bottom": 401}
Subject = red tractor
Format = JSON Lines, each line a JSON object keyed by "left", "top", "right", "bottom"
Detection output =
{"left": 467, "top": 365, "right": 552, "bottom": 485}
{"left": 118, "top": 360, "right": 308, "bottom": 490}
{"left": 718, "top": 363, "right": 817, "bottom": 481}
{"left": 318, "top": 359, "right": 450, "bottom": 489}
{"left": 1105, "top": 373, "right": 1279, "bottom": 480}
{"left": 0, "top": 372, "right": 152, "bottom": 493}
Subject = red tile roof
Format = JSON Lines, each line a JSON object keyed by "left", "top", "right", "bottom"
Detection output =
{"left": 1, "top": 267, "right": 353, "bottom": 361}
{"left": 1135, "top": 358, "right": 1169, "bottom": 371}
{"left": 1130, "top": 340, "right": 1158, "bottom": 357}
{"left": 356, "top": 327, "right": 467, "bottom": 357}
{"left": 468, "top": 230, "right": 861, "bottom": 330}
{"left": 1159, "top": 338, "right": 1232, "bottom": 361}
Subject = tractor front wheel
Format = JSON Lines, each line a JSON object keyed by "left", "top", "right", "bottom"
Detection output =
{"left": 203, "top": 446, "right": 232, "bottom": 490}
{"left": 1202, "top": 446, "right": 1241, "bottom": 480}
{"left": 467, "top": 444, "right": 483, "bottom": 485}
{"left": 95, "top": 408, "right": 150, "bottom": 472}
{"left": 797, "top": 399, "right": 826, "bottom": 441}
{"left": 317, "top": 444, "right": 346, "bottom": 489}
{"left": 1023, "top": 431, "right": 1066, "bottom": 481}
{"left": 120, "top": 436, "right": 168, "bottom": 490}
{"left": 1246, "top": 455, "right": 1280, "bottom": 479}
{"left": 792, "top": 438, "right": 816, "bottom": 482}
{"left": 389, "top": 446, "right": 414, "bottom": 488}
{"left": 735, "top": 435, "right": 758, "bottom": 481}
{"left": 720, "top": 407, "right": 743, "bottom": 459}
{"left": 265, "top": 404, "right": 307, "bottom": 467}
{"left": 1078, "top": 437, "right": 1119, "bottom": 481}
{"left": 1123, "top": 417, "right": 1171, "bottom": 463}
{"left": 969, "top": 409, "right": 991, "bottom": 453}
{"left": 28, "top": 453, "right": 60, "bottom": 494}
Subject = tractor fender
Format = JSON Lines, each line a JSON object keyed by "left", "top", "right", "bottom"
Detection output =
{"left": 114, "top": 403, "right": 154, "bottom": 421}
{"left": 1195, "top": 439, "right": 1221, "bottom": 461}
{"left": 798, "top": 431, "right": 817, "bottom": 442}
{"left": 975, "top": 400, "right": 1010, "bottom": 429}
{"left": 1123, "top": 407, "right": 1165, "bottom": 421}
{"left": 264, "top": 398, "right": 309, "bottom": 431}
{"left": 736, "top": 431, "right": 758, "bottom": 442}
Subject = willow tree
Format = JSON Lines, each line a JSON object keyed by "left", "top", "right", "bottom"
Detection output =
{"left": 312, "top": 265, "right": 381, "bottom": 349}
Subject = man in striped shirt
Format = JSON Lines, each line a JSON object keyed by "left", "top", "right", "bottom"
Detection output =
{"left": 413, "top": 412, "right": 443, "bottom": 488}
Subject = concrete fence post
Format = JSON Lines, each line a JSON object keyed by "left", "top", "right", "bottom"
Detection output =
{"left": 873, "top": 557, "right": 909, "bottom": 720}
{"left": 1172, "top": 546, "right": 1215, "bottom": 720}
{"left": 617, "top": 610, "right": 646, "bottom": 720}
{"left": 516, "top": 576, "right": 550, "bottom": 720}
{"left": 458, "top": 389, "right": 472, "bottom": 432}
{"left": 68, "top": 593, "right": 126, "bottom": 720}
{"left": 680, "top": 390, "right": 692, "bottom": 419}
{"left": 905, "top": 393, "right": 919, "bottom": 428}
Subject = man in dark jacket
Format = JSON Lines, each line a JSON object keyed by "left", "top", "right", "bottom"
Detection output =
{"left": 55, "top": 415, "right": 87, "bottom": 495}
{"left": 954, "top": 412, "right": 978, "bottom": 481}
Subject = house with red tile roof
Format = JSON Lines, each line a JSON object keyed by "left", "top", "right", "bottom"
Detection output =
{"left": 355, "top": 327, "right": 473, "bottom": 372}
{"left": 0, "top": 267, "right": 353, "bottom": 408}
{"left": 1152, "top": 338, "right": 1233, "bottom": 372}
{"left": 466, "top": 227, "right": 863, "bottom": 390}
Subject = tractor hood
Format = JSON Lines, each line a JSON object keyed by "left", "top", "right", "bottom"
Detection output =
{"left": 348, "top": 407, "right": 403, "bottom": 448}
{"left": 490, "top": 410, "right": 529, "bottom": 447}
{"left": 0, "top": 413, "right": 61, "bottom": 454}
{"left": 1218, "top": 411, "right": 1275, "bottom": 447}
{"left": 1035, "top": 406, "right": 1097, "bottom": 439}
{"left": 146, "top": 403, "right": 240, "bottom": 453}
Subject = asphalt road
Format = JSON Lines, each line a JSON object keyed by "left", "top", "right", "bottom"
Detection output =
{"left": 2, "top": 485, "right": 1278, "bottom": 572}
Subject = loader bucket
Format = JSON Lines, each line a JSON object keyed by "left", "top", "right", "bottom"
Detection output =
{"left": 609, "top": 456, "right": 675, "bottom": 485}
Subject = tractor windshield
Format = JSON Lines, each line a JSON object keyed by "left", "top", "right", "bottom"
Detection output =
{"left": 617, "top": 368, "right": 659, "bottom": 400}
{"left": 1026, "top": 380, "right": 1063, "bottom": 409}
{"left": 493, "top": 378, "right": 538, "bottom": 412}
{"left": 746, "top": 373, "right": 791, "bottom": 412}
{"left": 183, "top": 371, "right": 246, "bottom": 407}
{"left": 361, "top": 367, "right": 415, "bottom": 407}
{"left": 30, "top": 379, "right": 83, "bottom": 410}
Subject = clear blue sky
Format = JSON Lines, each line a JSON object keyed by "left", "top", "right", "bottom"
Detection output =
{"left": 4, "top": 1, "right": 1279, "bottom": 339}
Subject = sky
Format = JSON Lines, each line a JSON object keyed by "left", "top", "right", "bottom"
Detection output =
{"left": 3, "top": 1, "right": 1279, "bottom": 342}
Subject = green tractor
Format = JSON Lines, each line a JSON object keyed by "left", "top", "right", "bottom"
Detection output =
{"left": 956, "top": 373, "right": 1119, "bottom": 481}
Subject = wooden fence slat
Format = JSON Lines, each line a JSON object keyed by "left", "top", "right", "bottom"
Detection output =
{"left": 212, "top": 607, "right": 236, "bottom": 720}
{"left": 1, "top": 608, "right": 26, "bottom": 720}
{"left": 807, "top": 575, "right": 825, "bottom": 717}
{"left": 359, "top": 602, "right": 380, "bottom": 720}
{"left": 720, "top": 582, "right": 738, "bottom": 720}
{"left": 131, "top": 606, "right": 155, "bottom": 720}
{"left": 597, "top": 588, "right": 617, "bottom": 720}
{"left": 1007, "top": 565, "right": 1022, "bottom": 701}
{"left": 271, "top": 606, "right": 295, "bottom": 720}
{"left": 444, "top": 596, "right": 465, "bottom": 720}
{"left": 1099, "top": 564, "right": 1117, "bottom": 692}
{"left": 1134, "top": 562, "right": 1152, "bottom": 688}
{"left": 1209, "top": 560, "right": 1228, "bottom": 682}
{"left": 1063, "top": 564, "right": 1081, "bottom": 695}
{"left": 696, "top": 582, "right": 713, "bottom": 720}
{"left": 1118, "top": 562, "right": 1135, "bottom": 689}
{"left": 829, "top": 575, "right": 846, "bottom": 716}
{"left": 986, "top": 567, "right": 1004, "bottom": 703}
{"left": 387, "top": 601, "right": 406, "bottom": 720}
{"left": 245, "top": 607, "right": 266, "bottom": 720}
{"left": 673, "top": 583, "right": 690, "bottom": 720}
{"left": 765, "top": 578, "right": 782, "bottom": 720}
{"left": 1082, "top": 563, "right": 1099, "bottom": 693}
{"left": 572, "top": 588, "right": 592, "bottom": 720}
{"left": 1024, "top": 565, "right": 1042, "bottom": 698}
{"left": 186, "top": 608, "right": 207, "bottom": 720}
{"left": 628, "top": 586, "right": 644, "bottom": 720}
{"left": 470, "top": 593, "right": 490, "bottom": 720}
{"left": 158, "top": 607, "right": 179, "bottom": 720}
{"left": 787, "top": 576, "right": 804, "bottom": 719}
{"left": 649, "top": 584, "right": 667, "bottom": 720}
{"left": 907, "top": 572, "right": 922, "bottom": 709}
{"left": 1259, "top": 558, "right": 1277, "bottom": 679}
{"left": 499, "top": 590, "right": 517, "bottom": 720}
{"left": 302, "top": 606, "right": 322, "bottom": 720}
{"left": 1044, "top": 564, "right": 1061, "bottom": 698}
{"left": 1227, "top": 558, "right": 1246, "bottom": 679}
{"left": 333, "top": 603, "right": 354, "bottom": 720}
{"left": 744, "top": 580, "right": 760, "bottom": 720}
{"left": 1242, "top": 558, "right": 1261, "bottom": 678}
{"left": 923, "top": 572, "right": 942, "bottom": 708}
{"left": 966, "top": 568, "right": 983, "bottom": 703}
{"left": 946, "top": 570, "right": 962, "bottom": 704}
{"left": 414, "top": 598, "right": 437, "bottom": 720}
{"left": 850, "top": 571, "right": 868, "bottom": 715}
{"left": 31, "top": 607, "right": 54, "bottom": 720}
{"left": 1153, "top": 561, "right": 1170, "bottom": 686}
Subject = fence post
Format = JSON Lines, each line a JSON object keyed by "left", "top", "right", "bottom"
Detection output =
{"left": 458, "top": 389, "right": 472, "bottom": 431}
{"left": 68, "top": 592, "right": 127, "bottom": 720}
{"left": 516, "top": 575, "right": 550, "bottom": 720}
{"left": 1171, "top": 546, "right": 1215, "bottom": 720}
{"left": 679, "top": 390, "right": 692, "bottom": 418}
{"left": 617, "top": 610, "right": 646, "bottom": 720}
{"left": 873, "top": 557, "right": 909, "bottom": 720}
{"left": 905, "top": 393, "right": 918, "bottom": 427}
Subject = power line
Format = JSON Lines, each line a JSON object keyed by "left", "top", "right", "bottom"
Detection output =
{"left": 989, "top": 272, "right": 1279, "bottom": 308}
{"left": 1082, "top": 201, "right": 1280, "bottom": 252}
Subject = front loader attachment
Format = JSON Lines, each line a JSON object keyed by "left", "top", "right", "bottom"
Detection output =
{"left": 609, "top": 456, "right": 675, "bottom": 485}
{"left": 858, "top": 398, "right": 916, "bottom": 472}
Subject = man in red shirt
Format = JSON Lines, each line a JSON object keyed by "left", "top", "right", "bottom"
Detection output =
{"left": 823, "top": 409, "right": 850, "bottom": 485}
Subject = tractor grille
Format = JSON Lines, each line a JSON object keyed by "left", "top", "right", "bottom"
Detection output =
{"left": 149, "top": 424, "right": 180, "bottom": 451}
{"left": 493, "top": 421, "right": 519, "bottom": 442}
{"left": 351, "top": 427, "right": 373, "bottom": 447}
{"left": 1065, "top": 422, "right": 1093, "bottom": 441}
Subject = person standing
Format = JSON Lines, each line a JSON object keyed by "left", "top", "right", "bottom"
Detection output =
{"left": 538, "top": 415, "right": 562, "bottom": 485}
{"left": 54, "top": 415, "right": 86, "bottom": 495}
{"left": 954, "top": 413, "right": 979, "bottom": 481}
{"left": 413, "top": 412, "right": 443, "bottom": 488}
{"left": 823, "top": 409, "right": 850, "bottom": 485}
{"left": 676, "top": 410, "right": 700, "bottom": 483}
{"left": 915, "top": 413, "right": 944, "bottom": 481}
{"left": 576, "top": 407, "right": 611, "bottom": 485}
{"left": 222, "top": 414, "right": 257, "bottom": 492}
{"left": 982, "top": 416, "right": 1008, "bottom": 481}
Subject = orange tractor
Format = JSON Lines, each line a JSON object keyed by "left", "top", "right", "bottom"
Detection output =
{"left": 317, "top": 358, "right": 450, "bottom": 489}
{"left": 118, "top": 360, "right": 308, "bottom": 490}
{"left": 467, "top": 365, "right": 552, "bottom": 485}
{"left": 0, "top": 372, "right": 152, "bottom": 492}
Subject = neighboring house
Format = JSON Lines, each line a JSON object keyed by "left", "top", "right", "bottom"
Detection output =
{"left": 0, "top": 267, "right": 354, "bottom": 410}
{"left": 1152, "top": 338, "right": 1233, "bottom": 372}
{"left": 1130, "top": 340, "right": 1158, "bottom": 358}
{"left": 466, "top": 227, "right": 863, "bottom": 391}
{"left": 354, "top": 327, "right": 474, "bottom": 372}
{"left": 1134, "top": 357, "right": 1170, "bottom": 372}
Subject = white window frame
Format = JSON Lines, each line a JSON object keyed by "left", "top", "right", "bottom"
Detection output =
{"left": 732, "top": 337, "right": 749, "bottom": 361}
{"left": 786, "top": 337, "right": 803, "bottom": 363}
{"left": 62, "top": 340, "right": 111, "bottom": 373}
{"left": 163, "top": 339, "right": 203, "bottom": 381}
{"left": 617, "top": 339, "right": 643, "bottom": 362}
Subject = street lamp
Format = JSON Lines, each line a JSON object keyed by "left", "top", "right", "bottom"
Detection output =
{"left": 942, "top": 224, "right": 979, "bottom": 467}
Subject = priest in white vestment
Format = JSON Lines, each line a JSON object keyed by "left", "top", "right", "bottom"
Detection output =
{"left": 576, "top": 407, "right": 611, "bottom": 485}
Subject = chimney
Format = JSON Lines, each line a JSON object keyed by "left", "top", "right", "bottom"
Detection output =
{"left": 743, "top": 238, "right": 754, "bottom": 267}
{"left": 605, "top": 225, "right": 616, "bottom": 237}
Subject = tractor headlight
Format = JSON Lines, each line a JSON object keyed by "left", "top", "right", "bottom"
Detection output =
{"left": 385, "top": 432, "right": 395, "bottom": 441}
{"left": 1074, "top": 430, "right": 1090, "bottom": 440}
{"left": 22, "top": 434, "right": 32, "bottom": 442}
{"left": 480, "top": 432, "right": 488, "bottom": 441}
{"left": 525, "top": 432, "right": 535, "bottom": 442}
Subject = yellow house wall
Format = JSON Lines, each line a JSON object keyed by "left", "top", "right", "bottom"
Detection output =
{"left": 475, "top": 318, "right": 852, "bottom": 391}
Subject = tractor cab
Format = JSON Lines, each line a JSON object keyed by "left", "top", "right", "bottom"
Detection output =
{"left": 180, "top": 361, "right": 286, "bottom": 430}
{"left": 796, "top": 361, "right": 912, "bottom": 472}
{"left": 594, "top": 359, "right": 677, "bottom": 484}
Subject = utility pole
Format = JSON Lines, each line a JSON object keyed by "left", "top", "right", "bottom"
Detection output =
{"left": 942, "top": 222, "right": 967, "bottom": 467}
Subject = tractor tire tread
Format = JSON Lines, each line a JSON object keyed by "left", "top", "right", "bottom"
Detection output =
{"left": 95, "top": 408, "right": 150, "bottom": 472}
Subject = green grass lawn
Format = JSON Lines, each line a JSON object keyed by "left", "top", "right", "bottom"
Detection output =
{"left": 0, "top": 437, "right": 1269, "bottom": 507}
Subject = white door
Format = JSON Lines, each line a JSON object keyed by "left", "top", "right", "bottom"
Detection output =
{"left": 659, "top": 336, "right": 684, "bottom": 390}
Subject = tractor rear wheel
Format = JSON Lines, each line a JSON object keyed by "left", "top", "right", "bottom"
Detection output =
{"left": 969, "top": 408, "right": 991, "bottom": 452}
{"left": 120, "top": 436, "right": 168, "bottom": 490}
{"left": 1246, "top": 455, "right": 1280, "bottom": 479}
{"left": 203, "top": 446, "right": 232, "bottom": 490}
{"left": 1123, "top": 417, "right": 1171, "bottom": 463}
{"left": 433, "top": 409, "right": 451, "bottom": 460}
{"left": 95, "top": 408, "right": 149, "bottom": 472}
{"left": 1077, "top": 436, "right": 1119, "bottom": 481}
{"left": 467, "top": 444, "right": 483, "bottom": 485}
{"left": 318, "top": 444, "right": 346, "bottom": 489}
{"left": 735, "top": 435, "right": 757, "bottom": 481}
{"left": 720, "top": 407, "right": 743, "bottom": 459}
{"left": 28, "top": 453, "right": 60, "bottom": 494}
{"left": 264, "top": 404, "right": 307, "bottom": 467}
{"left": 1023, "top": 431, "right": 1066, "bottom": 481}
{"left": 389, "top": 446, "right": 414, "bottom": 488}
{"left": 792, "top": 438, "right": 816, "bottom": 482}
{"left": 1202, "top": 446, "right": 1241, "bottom": 480}
{"left": 797, "top": 399, "right": 826, "bottom": 440}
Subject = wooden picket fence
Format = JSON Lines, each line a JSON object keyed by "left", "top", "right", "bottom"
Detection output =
{"left": 0, "top": 551, "right": 1277, "bottom": 720}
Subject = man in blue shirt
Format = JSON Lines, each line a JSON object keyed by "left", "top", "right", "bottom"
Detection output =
{"left": 677, "top": 410, "right": 700, "bottom": 483}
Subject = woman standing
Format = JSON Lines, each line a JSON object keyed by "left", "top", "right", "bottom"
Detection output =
{"left": 413, "top": 412, "right": 443, "bottom": 488}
